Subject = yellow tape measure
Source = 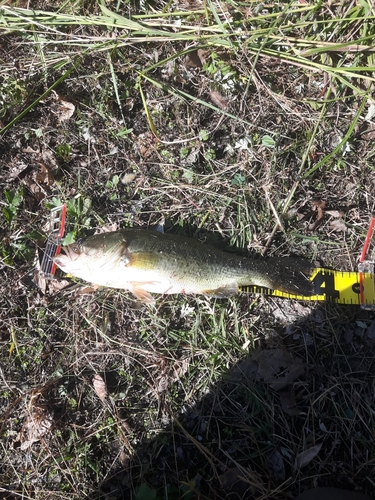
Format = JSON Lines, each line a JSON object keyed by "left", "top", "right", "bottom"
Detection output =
{"left": 240, "top": 268, "right": 375, "bottom": 306}
{"left": 240, "top": 218, "right": 375, "bottom": 307}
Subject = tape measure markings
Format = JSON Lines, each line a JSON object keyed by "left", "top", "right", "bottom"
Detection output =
{"left": 239, "top": 268, "right": 375, "bottom": 306}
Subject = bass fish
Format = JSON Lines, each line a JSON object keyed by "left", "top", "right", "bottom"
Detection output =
{"left": 53, "top": 229, "right": 315, "bottom": 301}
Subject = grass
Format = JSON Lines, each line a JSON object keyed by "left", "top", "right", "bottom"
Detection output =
{"left": 1, "top": 0, "right": 375, "bottom": 498}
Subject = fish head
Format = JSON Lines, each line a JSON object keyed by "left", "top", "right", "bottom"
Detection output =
{"left": 53, "top": 239, "right": 90, "bottom": 275}
{"left": 53, "top": 232, "right": 128, "bottom": 280}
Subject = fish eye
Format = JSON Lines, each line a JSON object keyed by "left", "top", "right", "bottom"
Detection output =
{"left": 69, "top": 241, "right": 82, "bottom": 254}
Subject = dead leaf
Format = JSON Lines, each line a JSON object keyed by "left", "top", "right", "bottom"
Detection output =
{"left": 23, "top": 163, "right": 54, "bottom": 202}
{"left": 57, "top": 99, "right": 75, "bottom": 121}
{"left": 119, "top": 450, "right": 130, "bottom": 469}
{"left": 366, "top": 320, "right": 375, "bottom": 340}
{"left": 184, "top": 49, "right": 203, "bottom": 68}
{"left": 184, "top": 48, "right": 208, "bottom": 68}
{"left": 218, "top": 467, "right": 252, "bottom": 498}
{"left": 255, "top": 349, "right": 305, "bottom": 391}
{"left": 295, "top": 486, "right": 375, "bottom": 500}
{"left": 358, "top": 121, "right": 375, "bottom": 141}
{"left": 197, "top": 49, "right": 208, "bottom": 65}
{"left": 93, "top": 374, "right": 107, "bottom": 401}
{"left": 7, "top": 158, "right": 29, "bottom": 181}
{"left": 228, "top": 357, "right": 259, "bottom": 383}
{"left": 121, "top": 173, "right": 137, "bottom": 184}
{"left": 15, "top": 406, "right": 54, "bottom": 450}
{"left": 47, "top": 278, "right": 72, "bottom": 295}
{"left": 309, "top": 200, "right": 326, "bottom": 231}
{"left": 209, "top": 89, "right": 228, "bottom": 110}
{"left": 229, "top": 349, "right": 305, "bottom": 391}
{"left": 35, "top": 163, "right": 53, "bottom": 186}
{"left": 265, "top": 449, "right": 285, "bottom": 482}
{"left": 172, "top": 357, "right": 190, "bottom": 380}
{"left": 155, "top": 357, "right": 191, "bottom": 393}
{"left": 325, "top": 209, "right": 344, "bottom": 217}
{"left": 157, "top": 376, "right": 169, "bottom": 393}
{"left": 294, "top": 443, "right": 322, "bottom": 469}
{"left": 98, "top": 223, "right": 119, "bottom": 233}
{"left": 48, "top": 90, "right": 75, "bottom": 121}
{"left": 329, "top": 218, "right": 347, "bottom": 232}
{"left": 278, "top": 386, "right": 300, "bottom": 416}
{"left": 33, "top": 247, "right": 47, "bottom": 294}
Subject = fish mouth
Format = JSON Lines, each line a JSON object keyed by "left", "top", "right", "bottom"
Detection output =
{"left": 53, "top": 243, "right": 82, "bottom": 268}
{"left": 61, "top": 243, "right": 82, "bottom": 261}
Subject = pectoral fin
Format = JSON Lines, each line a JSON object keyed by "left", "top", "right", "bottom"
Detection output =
{"left": 128, "top": 283, "right": 156, "bottom": 304}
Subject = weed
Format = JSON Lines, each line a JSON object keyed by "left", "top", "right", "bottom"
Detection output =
{"left": 2, "top": 188, "right": 24, "bottom": 226}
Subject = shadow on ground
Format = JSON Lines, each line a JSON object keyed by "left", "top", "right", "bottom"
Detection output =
{"left": 95, "top": 301, "right": 375, "bottom": 500}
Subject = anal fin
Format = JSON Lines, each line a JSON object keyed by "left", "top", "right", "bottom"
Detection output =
{"left": 203, "top": 284, "right": 238, "bottom": 298}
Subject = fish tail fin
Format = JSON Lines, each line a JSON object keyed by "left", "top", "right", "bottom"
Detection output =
{"left": 259, "top": 257, "right": 315, "bottom": 296}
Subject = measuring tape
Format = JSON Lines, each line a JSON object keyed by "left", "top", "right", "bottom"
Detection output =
{"left": 40, "top": 204, "right": 66, "bottom": 279}
{"left": 239, "top": 268, "right": 375, "bottom": 306}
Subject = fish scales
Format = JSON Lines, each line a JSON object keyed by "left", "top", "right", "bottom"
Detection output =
{"left": 54, "top": 229, "right": 315, "bottom": 301}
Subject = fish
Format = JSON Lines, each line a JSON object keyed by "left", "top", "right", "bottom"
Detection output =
{"left": 53, "top": 229, "right": 315, "bottom": 302}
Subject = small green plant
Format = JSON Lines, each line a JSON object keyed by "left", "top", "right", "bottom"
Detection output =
{"left": 3, "top": 188, "right": 24, "bottom": 226}
{"left": 262, "top": 135, "right": 276, "bottom": 148}
{"left": 180, "top": 146, "right": 189, "bottom": 159}
{"left": 24, "top": 127, "right": 43, "bottom": 140}
{"left": 0, "top": 76, "right": 27, "bottom": 118}
{"left": 56, "top": 143, "right": 72, "bottom": 161}
{"left": 106, "top": 174, "right": 120, "bottom": 201}
{"left": 203, "top": 52, "right": 235, "bottom": 80}
{"left": 199, "top": 129, "right": 209, "bottom": 141}
{"left": 231, "top": 173, "right": 246, "bottom": 186}
{"left": 106, "top": 174, "right": 120, "bottom": 189}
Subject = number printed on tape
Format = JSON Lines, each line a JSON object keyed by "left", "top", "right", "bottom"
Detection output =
{"left": 239, "top": 268, "right": 375, "bottom": 306}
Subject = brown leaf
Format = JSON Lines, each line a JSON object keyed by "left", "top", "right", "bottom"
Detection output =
{"left": 22, "top": 159, "right": 55, "bottom": 202}
{"left": 184, "top": 49, "right": 203, "bottom": 68}
{"left": 121, "top": 173, "right": 137, "bottom": 184}
{"left": 359, "top": 121, "right": 375, "bottom": 141}
{"left": 35, "top": 163, "right": 53, "bottom": 186}
{"left": 255, "top": 349, "right": 305, "bottom": 391}
{"left": 294, "top": 443, "right": 322, "bottom": 469}
{"left": 218, "top": 467, "right": 252, "bottom": 498}
{"left": 209, "top": 89, "right": 228, "bottom": 110}
{"left": 184, "top": 48, "right": 208, "bottom": 68}
{"left": 47, "top": 278, "right": 72, "bottom": 295}
{"left": 7, "top": 158, "right": 29, "bottom": 181}
{"left": 329, "top": 218, "right": 347, "bottom": 232}
{"left": 15, "top": 406, "right": 54, "bottom": 450}
{"left": 325, "top": 209, "right": 344, "bottom": 217}
{"left": 295, "top": 486, "right": 375, "bottom": 500}
{"left": 93, "top": 374, "right": 107, "bottom": 401}
{"left": 197, "top": 49, "right": 208, "bottom": 65}
{"left": 278, "top": 386, "right": 300, "bottom": 416}
{"left": 55, "top": 98, "right": 75, "bottom": 122}
{"left": 308, "top": 200, "right": 326, "bottom": 231}
{"left": 265, "top": 449, "right": 285, "bottom": 482}
{"left": 33, "top": 247, "right": 47, "bottom": 294}
{"left": 172, "top": 357, "right": 190, "bottom": 380}
{"left": 228, "top": 357, "right": 259, "bottom": 383}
